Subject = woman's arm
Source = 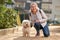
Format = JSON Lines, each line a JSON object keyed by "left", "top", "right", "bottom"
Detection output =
{"left": 39, "top": 9, "right": 48, "bottom": 23}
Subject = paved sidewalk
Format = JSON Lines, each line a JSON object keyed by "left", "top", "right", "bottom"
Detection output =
{"left": 0, "top": 26, "right": 60, "bottom": 40}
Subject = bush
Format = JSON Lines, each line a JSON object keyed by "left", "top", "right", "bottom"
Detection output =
{"left": 0, "top": 6, "right": 17, "bottom": 29}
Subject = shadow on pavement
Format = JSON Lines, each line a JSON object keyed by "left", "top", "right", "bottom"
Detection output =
{"left": 13, "top": 35, "right": 60, "bottom": 40}
{"left": 13, "top": 36, "right": 44, "bottom": 40}
{"left": 51, "top": 28, "right": 60, "bottom": 33}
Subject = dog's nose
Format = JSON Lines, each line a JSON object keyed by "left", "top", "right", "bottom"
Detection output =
{"left": 26, "top": 23, "right": 28, "bottom": 26}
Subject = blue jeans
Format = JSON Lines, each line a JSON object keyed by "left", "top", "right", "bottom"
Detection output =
{"left": 34, "top": 22, "right": 50, "bottom": 37}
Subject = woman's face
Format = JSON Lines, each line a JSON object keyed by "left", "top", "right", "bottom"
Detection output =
{"left": 30, "top": 4, "right": 37, "bottom": 13}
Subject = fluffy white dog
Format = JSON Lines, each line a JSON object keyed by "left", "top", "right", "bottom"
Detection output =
{"left": 22, "top": 20, "right": 31, "bottom": 37}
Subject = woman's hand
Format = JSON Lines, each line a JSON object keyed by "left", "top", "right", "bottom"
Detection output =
{"left": 36, "top": 20, "right": 40, "bottom": 22}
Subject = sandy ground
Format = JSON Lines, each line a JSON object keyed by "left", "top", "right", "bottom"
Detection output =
{"left": 0, "top": 26, "right": 60, "bottom": 40}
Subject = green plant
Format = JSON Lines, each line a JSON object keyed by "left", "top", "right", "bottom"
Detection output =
{"left": 0, "top": 6, "right": 17, "bottom": 29}
{"left": 0, "top": 0, "right": 5, "bottom": 5}
{"left": 6, "top": 0, "right": 13, "bottom": 4}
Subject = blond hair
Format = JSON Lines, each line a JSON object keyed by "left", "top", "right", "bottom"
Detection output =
{"left": 29, "top": 2, "right": 39, "bottom": 12}
{"left": 30, "top": 2, "right": 38, "bottom": 8}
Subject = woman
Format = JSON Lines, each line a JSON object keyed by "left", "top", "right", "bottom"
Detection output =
{"left": 29, "top": 2, "right": 50, "bottom": 37}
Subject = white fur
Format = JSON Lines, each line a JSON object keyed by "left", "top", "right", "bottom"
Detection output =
{"left": 22, "top": 20, "right": 31, "bottom": 37}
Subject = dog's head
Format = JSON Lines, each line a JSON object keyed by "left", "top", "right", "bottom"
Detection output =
{"left": 22, "top": 20, "right": 30, "bottom": 28}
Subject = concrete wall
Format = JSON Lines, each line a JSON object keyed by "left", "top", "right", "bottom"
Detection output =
{"left": 52, "top": 0, "right": 60, "bottom": 21}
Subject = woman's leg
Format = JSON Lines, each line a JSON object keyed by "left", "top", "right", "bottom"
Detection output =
{"left": 34, "top": 22, "right": 41, "bottom": 36}
{"left": 42, "top": 24, "right": 50, "bottom": 37}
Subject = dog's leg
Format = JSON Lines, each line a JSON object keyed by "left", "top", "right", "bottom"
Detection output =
{"left": 27, "top": 32, "right": 30, "bottom": 37}
{"left": 23, "top": 31, "right": 26, "bottom": 37}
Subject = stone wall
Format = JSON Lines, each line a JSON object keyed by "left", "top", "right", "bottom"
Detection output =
{"left": 0, "top": 27, "right": 19, "bottom": 36}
